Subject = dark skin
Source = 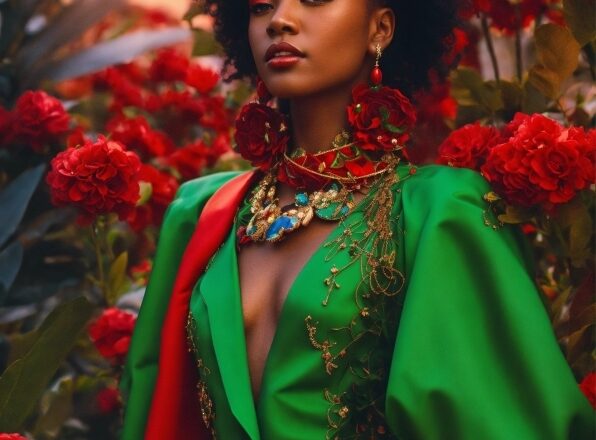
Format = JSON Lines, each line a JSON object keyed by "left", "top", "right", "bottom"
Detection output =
{"left": 238, "top": 0, "right": 396, "bottom": 402}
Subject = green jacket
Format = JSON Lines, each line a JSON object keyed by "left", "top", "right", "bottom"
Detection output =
{"left": 122, "top": 165, "right": 593, "bottom": 440}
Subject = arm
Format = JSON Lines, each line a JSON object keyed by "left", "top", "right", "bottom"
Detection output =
{"left": 386, "top": 165, "right": 593, "bottom": 440}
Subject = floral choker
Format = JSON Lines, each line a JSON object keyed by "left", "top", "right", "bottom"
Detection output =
{"left": 234, "top": 83, "right": 416, "bottom": 186}
{"left": 233, "top": 80, "right": 417, "bottom": 243}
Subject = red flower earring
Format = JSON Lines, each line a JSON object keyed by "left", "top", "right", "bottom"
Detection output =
{"left": 370, "top": 44, "right": 383, "bottom": 87}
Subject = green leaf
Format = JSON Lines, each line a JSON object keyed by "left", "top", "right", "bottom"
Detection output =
{"left": 451, "top": 67, "right": 503, "bottom": 113}
{"left": 137, "top": 182, "right": 153, "bottom": 207}
{"left": 32, "top": 377, "right": 74, "bottom": 439}
{"left": 529, "top": 24, "right": 581, "bottom": 99}
{"left": 0, "top": 241, "right": 23, "bottom": 300}
{"left": 564, "top": 0, "right": 596, "bottom": 46}
{"left": 37, "top": 27, "right": 191, "bottom": 84}
{"left": 107, "top": 252, "right": 128, "bottom": 305}
{"left": 16, "top": 0, "right": 126, "bottom": 72}
{"left": 0, "top": 297, "right": 94, "bottom": 432}
{"left": 522, "top": 81, "right": 549, "bottom": 114}
{"left": 493, "top": 80, "right": 523, "bottom": 116}
{"left": 0, "top": 164, "right": 45, "bottom": 248}
{"left": 379, "top": 106, "right": 390, "bottom": 122}
{"left": 192, "top": 28, "right": 221, "bottom": 57}
{"left": 384, "top": 123, "right": 404, "bottom": 134}
{"left": 183, "top": 1, "right": 205, "bottom": 22}
{"left": 497, "top": 205, "right": 534, "bottom": 224}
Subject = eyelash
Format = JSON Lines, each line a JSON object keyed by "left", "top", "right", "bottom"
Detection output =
{"left": 249, "top": 0, "right": 329, "bottom": 15}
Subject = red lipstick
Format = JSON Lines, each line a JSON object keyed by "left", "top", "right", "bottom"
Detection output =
{"left": 265, "top": 42, "right": 305, "bottom": 69}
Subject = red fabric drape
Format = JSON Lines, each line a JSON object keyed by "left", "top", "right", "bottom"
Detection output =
{"left": 145, "top": 171, "right": 256, "bottom": 439}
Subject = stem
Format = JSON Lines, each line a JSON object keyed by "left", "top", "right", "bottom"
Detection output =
{"left": 91, "top": 220, "right": 106, "bottom": 297}
{"left": 514, "top": 4, "right": 523, "bottom": 83}
{"left": 481, "top": 15, "right": 501, "bottom": 85}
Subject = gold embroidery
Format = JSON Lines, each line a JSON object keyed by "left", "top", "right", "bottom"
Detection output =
{"left": 482, "top": 191, "right": 504, "bottom": 230}
{"left": 186, "top": 312, "right": 217, "bottom": 438}
{"left": 305, "top": 162, "right": 412, "bottom": 439}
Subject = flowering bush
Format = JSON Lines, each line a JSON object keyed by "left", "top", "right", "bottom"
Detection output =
{"left": 47, "top": 137, "right": 142, "bottom": 224}
{"left": 89, "top": 308, "right": 137, "bottom": 364}
{"left": 0, "top": 3, "right": 248, "bottom": 438}
{"left": 3, "top": 91, "right": 70, "bottom": 151}
{"left": 0, "top": 0, "right": 593, "bottom": 437}
{"left": 433, "top": 0, "right": 596, "bottom": 402}
{"left": 481, "top": 114, "right": 594, "bottom": 208}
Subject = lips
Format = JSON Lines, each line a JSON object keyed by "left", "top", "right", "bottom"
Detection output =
{"left": 264, "top": 42, "right": 305, "bottom": 63}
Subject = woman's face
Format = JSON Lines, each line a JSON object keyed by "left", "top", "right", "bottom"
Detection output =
{"left": 248, "top": 0, "right": 380, "bottom": 99}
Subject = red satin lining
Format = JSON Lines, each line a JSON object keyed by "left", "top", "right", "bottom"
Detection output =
{"left": 145, "top": 171, "right": 256, "bottom": 440}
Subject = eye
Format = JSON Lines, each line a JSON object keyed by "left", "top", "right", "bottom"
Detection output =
{"left": 249, "top": 1, "right": 274, "bottom": 15}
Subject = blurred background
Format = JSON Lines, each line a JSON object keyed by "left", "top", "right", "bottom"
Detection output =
{"left": 0, "top": 0, "right": 593, "bottom": 438}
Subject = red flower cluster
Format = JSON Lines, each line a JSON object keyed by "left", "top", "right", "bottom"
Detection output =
{"left": 96, "top": 387, "right": 122, "bottom": 414}
{"left": 234, "top": 103, "right": 289, "bottom": 170}
{"left": 579, "top": 372, "right": 596, "bottom": 409}
{"left": 107, "top": 115, "right": 174, "bottom": 159}
{"left": 46, "top": 137, "right": 141, "bottom": 224}
{"left": 149, "top": 48, "right": 190, "bottom": 83}
{"left": 1, "top": 91, "right": 70, "bottom": 151}
{"left": 437, "top": 122, "right": 502, "bottom": 169}
{"left": 0, "top": 435, "right": 27, "bottom": 440}
{"left": 348, "top": 84, "right": 417, "bottom": 152}
{"left": 128, "top": 164, "right": 179, "bottom": 231}
{"left": 438, "top": 114, "right": 595, "bottom": 209}
{"left": 482, "top": 114, "right": 594, "bottom": 207}
{"left": 88, "top": 307, "right": 136, "bottom": 364}
{"left": 460, "top": 0, "right": 564, "bottom": 33}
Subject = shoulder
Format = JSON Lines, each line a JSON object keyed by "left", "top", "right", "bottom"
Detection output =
{"left": 167, "top": 171, "right": 244, "bottom": 216}
{"left": 400, "top": 164, "right": 490, "bottom": 213}
{"left": 399, "top": 164, "right": 498, "bottom": 243}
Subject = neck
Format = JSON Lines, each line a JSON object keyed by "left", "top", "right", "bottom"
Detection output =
{"left": 288, "top": 86, "right": 355, "bottom": 155}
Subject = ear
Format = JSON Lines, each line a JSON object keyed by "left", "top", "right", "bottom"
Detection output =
{"left": 368, "top": 7, "right": 395, "bottom": 56}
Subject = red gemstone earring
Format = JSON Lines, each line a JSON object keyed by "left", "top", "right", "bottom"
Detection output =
{"left": 370, "top": 43, "right": 383, "bottom": 87}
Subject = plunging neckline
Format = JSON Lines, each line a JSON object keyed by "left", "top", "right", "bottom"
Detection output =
{"left": 233, "top": 212, "right": 350, "bottom": 407}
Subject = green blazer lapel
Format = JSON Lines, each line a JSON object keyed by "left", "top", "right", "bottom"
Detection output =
{"left": 200, "top": 229, "right": 260, "bottom": 440}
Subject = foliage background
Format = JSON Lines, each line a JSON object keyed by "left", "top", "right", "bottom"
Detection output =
{"left": 0, "top": 0, "right": 593, "bottom": 438}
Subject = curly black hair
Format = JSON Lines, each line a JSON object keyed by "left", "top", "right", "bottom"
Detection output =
{"left": 204, "top": 0, "right": 460, "bottom": 97}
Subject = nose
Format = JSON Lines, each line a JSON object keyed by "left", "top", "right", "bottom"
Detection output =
{"left": 266, "top": 2, "right": 299, "bottom": 37}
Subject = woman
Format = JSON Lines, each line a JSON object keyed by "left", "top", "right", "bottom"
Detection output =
{"left": 120, "top": 1, "right": 594, "bottom": 439}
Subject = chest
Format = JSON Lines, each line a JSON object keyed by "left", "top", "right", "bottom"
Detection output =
{"left": 237, "top": 218, "right": 338, "bottom": 330}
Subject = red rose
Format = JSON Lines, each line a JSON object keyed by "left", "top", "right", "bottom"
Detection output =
{"left": 185, "top": 64, "right": 220, "bottom": 94}
{"left": 149, "top": 48, "right": 190, "bottom": 83}
{"left": 579, "top": 372, "right": 596, "bottom": 409}
{"left": 234, "top": 103, "right": 289, "bottom": 170}
{"left": 88, "top": 307, "right": 136, "bottom": 364}
{"left": 128, "top": 164, "right": 179, "bottom": 231}
{"left": 0, "top": 435, "right": 27, "bottom": 440}
{"left": 96, "top": 387, "right": 121, "bottom": 414}
{"left": 46, "top": 137, "right": 141, "bottom": 224}
{"left": 106, "top": 115, "right": 175, "bottom": 158}
{"left": 482, "top": 114, "right": 594, "bottom": 208}
{"left": 12, "top": 91, "right": 70, "bottom": 151}
{"left": 347, "top": 84, "right": 416, "bottom": 152}
{"left": 437, "top": 122, "right": 502, "bottom": 170}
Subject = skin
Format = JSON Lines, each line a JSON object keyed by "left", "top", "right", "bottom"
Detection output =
{"left": 238, "top": 0, "right": 396, "bottom": 402}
